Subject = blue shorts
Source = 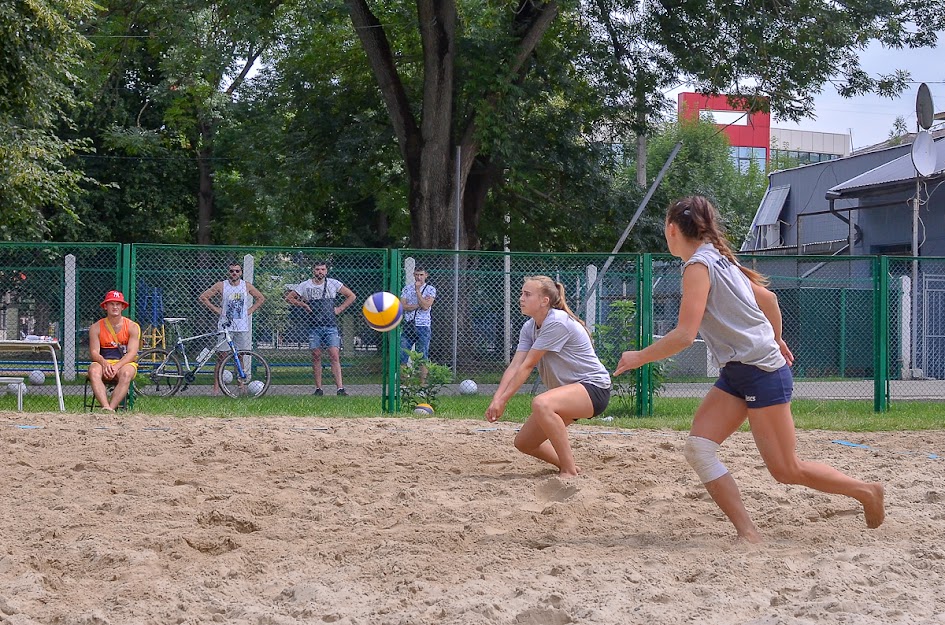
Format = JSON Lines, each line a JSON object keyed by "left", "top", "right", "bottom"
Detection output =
{"left": 308, "top": 326, "right": 340, "bottom": 350}
{"left": 714, "top": 362, "right": 793, "bottom": 408}
{"left": 400, "top": 323, "right": 432, "bottom": 362}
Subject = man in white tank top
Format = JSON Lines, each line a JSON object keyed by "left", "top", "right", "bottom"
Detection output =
{"left": 199, "top": 262, "right": 267, "bottom": 393}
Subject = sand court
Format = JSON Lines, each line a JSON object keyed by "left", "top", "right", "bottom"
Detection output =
{"left": 1, "top": 412, "right": 944, "bottom": 624}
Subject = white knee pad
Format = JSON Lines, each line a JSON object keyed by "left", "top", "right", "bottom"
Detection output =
{"left": 683, "top": 436, "right": 728, "bottom": 484}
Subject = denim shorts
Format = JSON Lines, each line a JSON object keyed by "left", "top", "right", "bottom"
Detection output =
{"left": 400, "top": 323, "right": 432, "bottom": 362}
{"left": 308, "top": 326, "right": 340, "bottom": 350}
{"left": 714, "top": 362, "right": 793, "bottom": 408}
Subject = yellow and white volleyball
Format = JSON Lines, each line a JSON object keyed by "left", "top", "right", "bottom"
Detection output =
{"left": 28, "top": 370, "right": 46, "bottom": 386}
{"left": 413, "top": 403, "right": 434, "bottom": 415}
{"left": 458, "top": 379, "right": 478, "bottom": 395}
{"left": 221, "top": 370, "right": 233, "bottom": 384}
{"left": 362, "top": 291, "right": 403, "bottom": 332}
{"left": 247, "top": 380, "right": 265, "bottom": 396}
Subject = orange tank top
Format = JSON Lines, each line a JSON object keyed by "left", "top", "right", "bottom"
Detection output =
{"left": 98, "top": 317, "right": 135, "bottom": 359}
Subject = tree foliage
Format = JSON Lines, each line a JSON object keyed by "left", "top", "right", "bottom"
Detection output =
{"left": 2, "top": 0, "right": 942, "bottom": 250}
{"left": 613, "top": 116, "right": 768, "bottom": 253}
{"left": 0, "top": 0, "right": 93, "bottom": 240}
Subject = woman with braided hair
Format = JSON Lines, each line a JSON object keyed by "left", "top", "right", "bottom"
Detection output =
{"left": 615, "top": 195, "right": 884, "bottom": 542}
{"left": 486, "top": 275, "right": 611, "bottom": 478}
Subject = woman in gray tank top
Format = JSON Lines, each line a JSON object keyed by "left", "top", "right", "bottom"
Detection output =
{"left": 485, "top": 275, "right": 611, "bottom": 478}
{"left": 614, "top": 196, "right": 884, "bottom": 543}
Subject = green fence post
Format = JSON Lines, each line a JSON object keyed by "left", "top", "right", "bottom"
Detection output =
{"left": 839, "top": 288, "right": 847, "bottom": 377}
{"left": 383, "top": 249, "right": 401, "bottom": 413}
{"left": 874, "top": 256, "right": 889, "bottom": 412}
{"left": 125, "top": 244, "right": 136, "bottom": 322}
{"left": 638, "top": 254, "right": 653, "bottom": 417}
{"left": 121, "top": 244, "right": 132, "bottom": 313}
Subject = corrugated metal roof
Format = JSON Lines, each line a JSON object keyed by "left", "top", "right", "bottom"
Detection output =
{"left": 826, "top": 137, "right": 945, "bottom": 200}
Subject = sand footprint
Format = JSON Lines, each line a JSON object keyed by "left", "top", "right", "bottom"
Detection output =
{"left": 520, "top": 477, "right": 579, "bottom": 513}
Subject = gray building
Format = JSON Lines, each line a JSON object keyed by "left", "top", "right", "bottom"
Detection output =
{"left": 741, "top": 131, "right": 945, "bottom": 381}
{"left": 743, "top": 131, "right": 945, "bottom": 256}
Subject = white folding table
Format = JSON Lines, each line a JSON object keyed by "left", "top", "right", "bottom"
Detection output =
{"left": 0, "top": 340, "right": 66, "bottom": 411}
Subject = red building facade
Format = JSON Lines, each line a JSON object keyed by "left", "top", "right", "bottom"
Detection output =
{"left": 677, "top": 92, "right": 770, "bottom": 169}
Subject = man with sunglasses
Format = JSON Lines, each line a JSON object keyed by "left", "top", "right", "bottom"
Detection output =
{"left": 199, "top": 262, "right": 266, "bottom": 394}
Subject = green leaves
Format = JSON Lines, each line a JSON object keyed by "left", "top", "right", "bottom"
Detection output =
{"left": 0, "top": 0, "right": 94, "bottom": 240}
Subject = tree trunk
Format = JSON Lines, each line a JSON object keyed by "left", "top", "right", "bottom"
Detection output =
{"left": 196, "top": 120, "right": 214, "bottom": 245}
{"left": 636, "top": 132, "right": 647, "bottom": 187}
{"left": 462, "top": 157, "right": 502, "bottom": 250}
{"left": 350, "top": 0, "right": 558, "bottom": 250}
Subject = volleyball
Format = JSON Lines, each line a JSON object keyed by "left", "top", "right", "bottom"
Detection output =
{"left": 221, "top": 370, "right": 233, "bottom": 384}
{"left": 247, "top": 380, "right": 265, "bottom": 396}
{"left": 7, "top": 382, "right": 27, "bottom": 396}
{"left": 413, "top": 403, "right": 434, "bottom": 415}
{"left": 28, "top": 370, "right": 46, "bottom": 386}
{"left": 458, "top": 379, "right": 478, "bottom": 395}
{"left": 362, "top": 291, "right": 403, "bottom": 332}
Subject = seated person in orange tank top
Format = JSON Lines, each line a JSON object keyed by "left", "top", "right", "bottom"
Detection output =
{"left": 88, "top": 290, "right": 141, "bottom": 412}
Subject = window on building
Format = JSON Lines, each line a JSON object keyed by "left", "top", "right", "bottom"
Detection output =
{"left": 730, "top": 146, "right": 767, "bottom": 173}
{"left": 771, "top": 149, "right": 840, "bottom": 165}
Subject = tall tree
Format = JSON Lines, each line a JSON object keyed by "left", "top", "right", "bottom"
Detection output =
{"left": 344, "top": 0, "right": 941, "bottom": 249}
{"left": 0, "top": 0, "right": 93, "bottom": 240}
{"left": 73, "top": 0, "right": 284, "bottom": 244}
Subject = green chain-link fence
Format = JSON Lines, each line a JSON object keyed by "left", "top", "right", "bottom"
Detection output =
{"left": 390, "top": 249, "right": 643, "bottom": 412}
{"left": 5, "top": 242, "right": 945, "bottom": 413}
{"left": 886, "top": 257, "right": 945, "bottom": 404}
{"left": 650, "top": 254, "right": 889, "bottom": 411}
{"left": 129, "top": 245, "right": 391, "bottom": 400}
{"left": 0, "top": 243, "right": 122, "bottom": 410}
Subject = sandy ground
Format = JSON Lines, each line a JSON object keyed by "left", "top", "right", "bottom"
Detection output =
{"left": 1, "top": 413, "right": 944, "bottom": 625}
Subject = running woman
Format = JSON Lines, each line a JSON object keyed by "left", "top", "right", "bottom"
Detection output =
{"left": 615, "top": 195, "right": 884, "bottom": 542}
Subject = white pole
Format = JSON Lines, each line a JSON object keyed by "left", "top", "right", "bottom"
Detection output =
{"left": 243, "top": 254, "right": 255, "bottom": 372}
{"left": 64, "top": 254, "right": 77, "bottom": 381}
{"left": 585, "top": 265, "right": 598, "bottom": 332}
{"left": 452, "top": 146, "right": 461, "bottom": 377}
{"left": 504, "top": 214, "right": 511, "bottom": 365}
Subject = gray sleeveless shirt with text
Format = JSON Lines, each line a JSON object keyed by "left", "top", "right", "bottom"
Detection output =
{"left": 684, "top": 243, "right": 786, "bottom": 372}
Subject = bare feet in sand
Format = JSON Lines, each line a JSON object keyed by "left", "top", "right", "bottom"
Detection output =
{"left": 863, "top": 482, "right": 885, "bottom": 529}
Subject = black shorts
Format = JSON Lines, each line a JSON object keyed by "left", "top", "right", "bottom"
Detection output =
{"left": 579, "top": 382, "right": 611, "bottom": 417}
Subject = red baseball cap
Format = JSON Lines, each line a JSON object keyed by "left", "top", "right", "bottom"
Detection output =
{"left": 100, "top": 290, "right": 129, "bottom": 309}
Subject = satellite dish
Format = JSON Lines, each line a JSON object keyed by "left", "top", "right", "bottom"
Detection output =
{"left": 911, "top": 130, "right": 936, "bottom": 177}
{"left": 917, "top": 83, "right": 934, "bottom": 130}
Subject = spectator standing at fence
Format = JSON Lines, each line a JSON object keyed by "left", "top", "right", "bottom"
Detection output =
{"left": 88, "top": 290, "right": 141, "bottom": 412}
{"left": 485, "top": 275, "right": 611, "bottom": 478}
{"left": 400, "top": 267, "right": 436, "bottom": 384}
{"left": 286, "top": 261, "right": 356, "bottom": 396}
{"left": 614, "top": 195, "right": 884, "bottom": 542}
{"left": 199, "top": 262, "right": 266, "bottom": 395}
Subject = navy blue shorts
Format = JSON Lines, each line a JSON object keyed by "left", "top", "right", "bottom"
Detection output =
{"left": 714, "top": 362, "right": 793, "bottom": 408}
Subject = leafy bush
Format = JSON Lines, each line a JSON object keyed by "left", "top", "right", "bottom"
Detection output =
{"left": 594, "top": 298, "right": 663, "bottom": 416}
{"left": 400, "top": 349, "right": 453, "bottom": 411}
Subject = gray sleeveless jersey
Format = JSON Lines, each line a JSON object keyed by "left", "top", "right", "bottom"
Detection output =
{"left": 684, "top": 243, "right": 786, "bottom": 372}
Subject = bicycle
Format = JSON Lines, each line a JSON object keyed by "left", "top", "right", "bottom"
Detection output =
{"left": 135, "top": 317, "right": 271, "bottom": 398}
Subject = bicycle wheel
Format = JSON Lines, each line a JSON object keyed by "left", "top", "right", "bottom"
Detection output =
{"left": 218, "top": 349, "right": 271, "bottom": 398}
{"left": 135, "top": 348, "right": 183, "bottom": 397}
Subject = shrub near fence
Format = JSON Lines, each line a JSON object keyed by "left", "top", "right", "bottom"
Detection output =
{"left": 4, "top": 241, "right": 945, "bottom": 413}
